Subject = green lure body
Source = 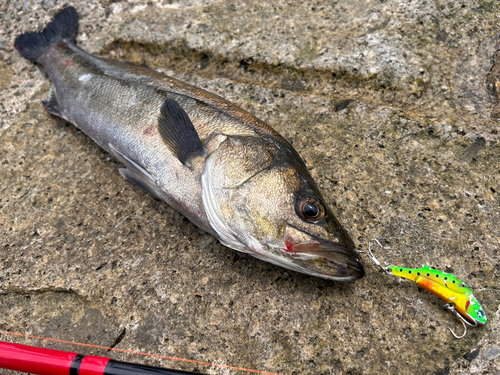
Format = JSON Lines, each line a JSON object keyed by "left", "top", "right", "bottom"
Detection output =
{"left": 387, "top": 265, "right": 487, "bottom": 326}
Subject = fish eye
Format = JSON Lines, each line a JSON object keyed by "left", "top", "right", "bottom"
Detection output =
{"left": 477, "top": 310, "right": 484, "bottom": 318}
{"left": 296, "top": 195, "right": 326, "bottom": 222}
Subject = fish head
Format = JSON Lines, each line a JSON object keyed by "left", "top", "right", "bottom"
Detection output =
{"left": 466, "top": 294, "right": 487, "bottom": 325}
{"left": 202, "top": 135, "right": 364, "bottom": 281}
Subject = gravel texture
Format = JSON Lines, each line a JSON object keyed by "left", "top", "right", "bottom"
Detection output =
{"left": 1, "top": 1, "right": 499, "bottom": 374}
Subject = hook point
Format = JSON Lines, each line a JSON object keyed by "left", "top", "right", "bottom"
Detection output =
{"left": 444, "top": 303, "right": 476, "bottom": 339}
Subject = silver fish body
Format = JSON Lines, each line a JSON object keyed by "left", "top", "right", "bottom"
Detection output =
{"left": 15, "top": 7, "right": 364, "bottom": 281}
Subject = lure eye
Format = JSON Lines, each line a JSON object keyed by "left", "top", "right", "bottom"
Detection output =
{"left": 477, "top": 310, "right": 484, "bottom": 319}
{"left": 296, "top": 195, "right": 326, "bottom": 222}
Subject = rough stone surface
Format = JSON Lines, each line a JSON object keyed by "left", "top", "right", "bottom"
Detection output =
{"left": 1, "top": 1, "right": 499, "bottom": 374}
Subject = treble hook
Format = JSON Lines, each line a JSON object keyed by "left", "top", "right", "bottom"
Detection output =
{"left": 444, "top": 303, "right": 477, "bottom": 339}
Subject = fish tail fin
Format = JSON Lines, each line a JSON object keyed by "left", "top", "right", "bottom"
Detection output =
{"left": 15, "top": 7, "right": 78, "bottom": 61}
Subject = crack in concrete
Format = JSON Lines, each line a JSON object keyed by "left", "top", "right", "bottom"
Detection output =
{"left": 100, "top": 38, "right": 408, "bottom": 98}
{"left": 0, "top": 286, "right": 87, "bottom": 301}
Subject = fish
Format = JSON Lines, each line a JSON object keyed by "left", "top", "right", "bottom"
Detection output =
{"left": 15, "top": 7, "right": 364, "bottom": 281}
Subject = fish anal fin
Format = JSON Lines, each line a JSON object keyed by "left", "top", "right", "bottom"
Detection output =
{"left": 118, "top": 168, "right": 163, "bottom": 201}
{"left": 42, "top": 87, "right": 60, "bottom": 116}
{"left": 158, "top": 98, "right": 204, "bottom": 164}
{"left": 109, "top": 143, "right": 164, "bottom": 201}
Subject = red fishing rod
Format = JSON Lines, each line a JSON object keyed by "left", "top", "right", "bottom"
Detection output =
{"left": 0, "top": 341, "right": 203, "bottom": 375}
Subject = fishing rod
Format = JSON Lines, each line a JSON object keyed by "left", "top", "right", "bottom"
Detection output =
{"left": 0, "top": 341, "right": 202, "bottom": 375}
{"left": 0, "top": 331, "right": 284, "bottom": 375}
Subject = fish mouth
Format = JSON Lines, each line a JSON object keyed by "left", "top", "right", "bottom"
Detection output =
{"left": 283, "top": 225, "right": 365, "bottom": 281}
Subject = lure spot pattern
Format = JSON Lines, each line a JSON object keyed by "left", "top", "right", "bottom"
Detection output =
{"left": 363, "top": 239, "right": 486, "bottom": 339}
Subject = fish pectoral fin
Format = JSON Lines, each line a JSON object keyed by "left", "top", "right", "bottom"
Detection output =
{"left": 158, "top": 98, "right": 205, "bottom": 165}
{"left": 108, "top": 143, "right": 164, "bottom": 201}
{"left": 41, "top": 86, "right": 61, "bottom": 116}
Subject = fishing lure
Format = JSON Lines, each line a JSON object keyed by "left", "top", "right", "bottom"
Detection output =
{"left": 363, "top": 239, "right": 486, "bottom": 339}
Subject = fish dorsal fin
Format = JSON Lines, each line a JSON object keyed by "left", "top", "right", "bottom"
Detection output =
{"left": 158, "top": 98, "right": 204, "bottom": 164}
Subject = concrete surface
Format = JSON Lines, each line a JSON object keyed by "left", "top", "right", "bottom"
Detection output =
{"left": 1, "top": 0, "right": 499, "bottom": 374}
